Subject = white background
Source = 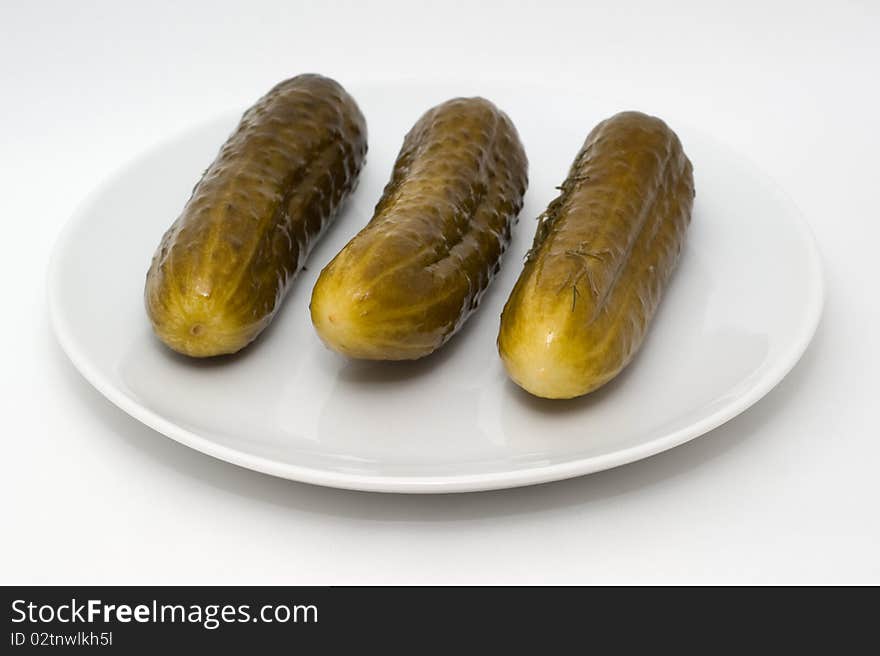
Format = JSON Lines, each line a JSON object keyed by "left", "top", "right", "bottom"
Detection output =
{"left": 2, "top": 0, "right": 877, "bottom": 584}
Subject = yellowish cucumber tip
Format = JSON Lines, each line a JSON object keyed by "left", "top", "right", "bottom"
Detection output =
{"left": 149, "top": 301, "right": 256, "bottom": 358}
{"left": 499, "top": 332, "right": 610, "bottom": 400}
{"left": 310, "top": 288, "right": 362, "bottom": 357}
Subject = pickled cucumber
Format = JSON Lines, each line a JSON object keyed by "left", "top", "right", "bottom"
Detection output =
{"left": 498, "top": 111, "right": 694, "bottom": 399}
{"left": 310, "top": 97, "right": 528, "bottom": 360}
{"left": 145, "top": 74, "right": 367, "bottom": 357}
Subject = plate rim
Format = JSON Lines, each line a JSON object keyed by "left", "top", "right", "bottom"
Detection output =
{"left": 47, "top": 104, "right": 825, "bottom": 494}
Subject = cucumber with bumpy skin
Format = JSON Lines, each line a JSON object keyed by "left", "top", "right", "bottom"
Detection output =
{"left": 310, "top": 97, "right": 528, "bottom": 360}
{"left": 498, "top": 111, "right": 694, "bottom": 399}
{"left": 145, "top": 74, "right": 367, "bottom": 357}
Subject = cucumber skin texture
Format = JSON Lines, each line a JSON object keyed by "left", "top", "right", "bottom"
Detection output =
{"left": 310, "top": 97, "right": 528, "bottom": 360}
{"left": 498, "top": 111, "right": 694, "bottom": 399}
{"left": 145, "top": 74, "right": 367, "bottom": 357}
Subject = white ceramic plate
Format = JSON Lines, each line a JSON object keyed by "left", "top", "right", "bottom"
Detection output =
{"left": 48, "top": 81, "right": 823, "bottom": 493}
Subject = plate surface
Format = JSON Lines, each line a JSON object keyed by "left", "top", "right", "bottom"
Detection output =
{"left": 48, "top": 81, "right": 823, "bottom": 493}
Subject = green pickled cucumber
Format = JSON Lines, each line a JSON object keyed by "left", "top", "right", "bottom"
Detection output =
{"left": 310, "top": 97, "right": 528, "bottom": 360}
{"left": 498, "top": 111, "right": 694, "bottom": 399}
{"left": 145, "top": 74, "right": 367, "bottom": 357}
